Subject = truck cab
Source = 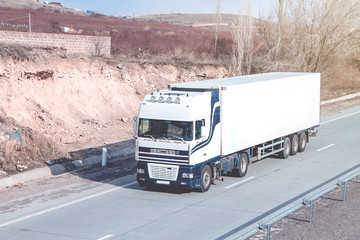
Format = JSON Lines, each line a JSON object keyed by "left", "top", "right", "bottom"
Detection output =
{"left": 134, "top": 90, "right": 221, "bottom": 191}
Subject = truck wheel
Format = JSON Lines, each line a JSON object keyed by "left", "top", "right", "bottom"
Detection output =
{"left": 280, "top": 137, "right": 291, "bottom": 159}
{"left": 233, "top": 153, "right": 249, "bottom": 177}
{"left": 200, "top": 165, "right": 212, "bottom": 192}
{"left": 298, "top": 132, "right": 307, "bottom": 152}
{"left": 290, "top": 134, "right": 299, "bottom": 156}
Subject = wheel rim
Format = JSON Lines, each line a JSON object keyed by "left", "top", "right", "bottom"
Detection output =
{"left": 293, "top": 138, "right": 299, "bottom": 152}
{"left": 203, "top": 171, "right": 210, "bottom": 188}
{"left": 240, "top": 157, "right": 246, "bottom": 172}
{"left": 300, "top": 137, "right": 306, "bottom": 148}
{"left": 285, "top": 141, "right": 291, "bottom": 155}
{"left": 299, "top": 133, "right": 306, "bottom": 151}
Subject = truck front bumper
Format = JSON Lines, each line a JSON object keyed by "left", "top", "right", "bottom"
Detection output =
{"left": 136, "top": 161, "right": 201, "bottom": 189}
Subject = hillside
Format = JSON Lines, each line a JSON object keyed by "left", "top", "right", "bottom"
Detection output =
{"left": 0, "top": 45, "right": 228, "bottom": 175}
{"left": 0, "top": 5, "right": 233, "bottom": 61}
{"left": 0, "top": 0, "right": 88, "bottom": 15}
{"left": 136, "top": 13, "right": 242, "bottom": 29}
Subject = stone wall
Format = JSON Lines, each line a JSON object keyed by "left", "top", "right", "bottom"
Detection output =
{"left": 0, "top": 31, "right": 111, "bottom": 56}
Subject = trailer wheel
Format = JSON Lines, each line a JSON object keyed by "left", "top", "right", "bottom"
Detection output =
{"left": 298, "top": 132, "right": 307, "bottom": 152}
{"left": 280, "top": 137, "right": 291, "bottom": 159}
{"left": 233, "top": 153, "right": 249, "bottom": 177}
{"left": 200, "top": 165, "right": 212, "bottom": 192}
{"left": 290, "top": 134, "right": 299, "bottom": 156}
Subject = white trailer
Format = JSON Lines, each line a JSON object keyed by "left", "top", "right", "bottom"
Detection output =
{"left": 134, "top": 72, "right": 320, "bottom": 192}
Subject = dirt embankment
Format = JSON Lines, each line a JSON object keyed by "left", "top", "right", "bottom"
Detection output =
{"left": 0, "top": 45, "right": 228, "bottom": 176}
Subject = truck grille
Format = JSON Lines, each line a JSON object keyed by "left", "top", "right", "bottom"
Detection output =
{"left": 148, "top": 163, "right": 179, "bottom": 181}
{"left": 138, "top": 147, "right": 189, "bottom": 165}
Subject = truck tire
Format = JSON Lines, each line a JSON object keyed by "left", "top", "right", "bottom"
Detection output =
{"left": 290, "top": 134, "right": 299, "bottom": 156}
{"left": 200, "top": 165, "right": 212, "bottom": 192}
{"left": 233, "top": 153, "right": 249, "bottom": 177}
{"left": 298, "top": 132, "right": 307, "bottom": 152}
{"left": 280, "top": 137, "right": 291, "bottom": 159}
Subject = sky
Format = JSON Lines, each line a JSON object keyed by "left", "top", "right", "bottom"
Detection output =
{"left": 60, "top": 0, "right": 278, "bottom": 17}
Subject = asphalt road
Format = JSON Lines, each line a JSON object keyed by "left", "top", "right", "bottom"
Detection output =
{"left": 0, "top": 104, "right": 360, "bottom": 240}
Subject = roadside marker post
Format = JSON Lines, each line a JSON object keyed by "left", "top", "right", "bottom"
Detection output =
{"left": 102, "top": 148, "right": 107, "bottom": 167}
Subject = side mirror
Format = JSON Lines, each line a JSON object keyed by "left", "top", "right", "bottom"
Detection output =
{"left": 200, "top": 126, "right": 206, "bottom": 138}
{"left": 133, "top": 116, "right": 138, "bottom": 138}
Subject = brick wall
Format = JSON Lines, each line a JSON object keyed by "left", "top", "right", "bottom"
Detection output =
{"left": 0, "top": 31, "right": 111, "bottom": 56}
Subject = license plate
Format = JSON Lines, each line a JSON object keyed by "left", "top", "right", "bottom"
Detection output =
{"left": 156, "top": 180, "right": 170, "bottom": 185}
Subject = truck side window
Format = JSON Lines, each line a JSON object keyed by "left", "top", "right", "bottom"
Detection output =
{"left": 195, "top": 119, "right": 205, "bottom": 140}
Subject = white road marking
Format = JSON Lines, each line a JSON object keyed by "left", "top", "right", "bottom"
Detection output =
{"left": 322, "top": 110, "right": 360, "bottom": 125}
{"left": 317, "top": 144, "right": 335, "bottom": 152}
{"left": 225, "top": 176, "right": 255, "bottom": 189}
{"left": 0, "top": 181, "right": 137, "bottom": 227}
{"left": 97, "top": 234, "right": 114, "bottom": 240}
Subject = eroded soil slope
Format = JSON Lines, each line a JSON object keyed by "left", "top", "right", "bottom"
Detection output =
{"left": 0, "top": 45, "right": 228, "bottom": 175}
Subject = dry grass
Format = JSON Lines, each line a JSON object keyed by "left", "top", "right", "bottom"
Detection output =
{"left": 0, "top": 7, "right": 234, "bottom": 64}
{"left": 321, "top": 57, "right": 360, "bottom": 100}
{"left": 0, "top": 121, "right": 61, "bottom": 175}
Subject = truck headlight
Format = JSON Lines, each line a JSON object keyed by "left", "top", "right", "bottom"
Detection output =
{"left": 182, "top": 173, "right": 194, "bottom": 179}
{"left": 137, "top": 169, "right": 145, "bottom": 174}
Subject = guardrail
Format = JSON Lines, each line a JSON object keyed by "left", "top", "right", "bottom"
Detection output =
{"left": 218, "top": 163, "right": 360, "bottom": 240}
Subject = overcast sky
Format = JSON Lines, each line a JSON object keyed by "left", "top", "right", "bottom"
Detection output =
{"left": 60, "top": 0, "right": 277, "bottom": 17}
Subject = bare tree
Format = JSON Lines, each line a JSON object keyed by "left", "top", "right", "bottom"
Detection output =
{"left": 91, "top": 35, "right": 106, "bottom": 57}
{"left": 50, "top": 20, "right": 61, "bottom": 33}
{"left": 230, "top": 0, "right": 253, "bottom": 76}
{"left": 279, "top": 0, "right": 360, "bottom": 72}
{"left": 275, "top": 0, "right": 284, "bottom": 62}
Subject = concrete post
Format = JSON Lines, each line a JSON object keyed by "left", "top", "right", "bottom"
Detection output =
{"left": 309, "top": 200, "right": 314, "bottom": 223}
{"left": 343, "top": 181, "right": 347, "bottom": 202}
{"left": 102, "top": 148, "right": 107, "bottom": 167}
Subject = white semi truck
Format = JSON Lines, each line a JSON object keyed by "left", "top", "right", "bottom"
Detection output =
{"left": 133, "top": 72, "right": 320, "bottom": 192}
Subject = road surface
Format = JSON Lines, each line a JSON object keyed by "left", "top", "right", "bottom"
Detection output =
{"left": 0, "top": 104, "right": 360, "bottom": 240}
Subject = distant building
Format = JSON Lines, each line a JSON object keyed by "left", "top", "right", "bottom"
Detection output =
{"left": 49, "top": 2, "right": 62, "bottom": 7}
{"left": 61, "top": 27, "right": 69, "bottom": 33}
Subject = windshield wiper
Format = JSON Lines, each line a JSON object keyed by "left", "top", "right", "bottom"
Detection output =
{"left": 143, "top": 134, "right": 155, "bottom": 141}
{"left": 159, "top": 136, "right": 170, "bottom": 142}
{"left": 171, "top": 136, "right": 185, "bottom": 143}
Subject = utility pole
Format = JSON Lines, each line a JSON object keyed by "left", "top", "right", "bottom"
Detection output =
{"left": 28, "top": 13, "right": 31, "bottom": 33}
{"left": 215, "top": 0, "right": 221, "bottom": 51}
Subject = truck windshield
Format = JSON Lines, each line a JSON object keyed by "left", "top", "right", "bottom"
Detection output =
{"left": 138, "top": 119, "right": 193, "bottom": 141}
